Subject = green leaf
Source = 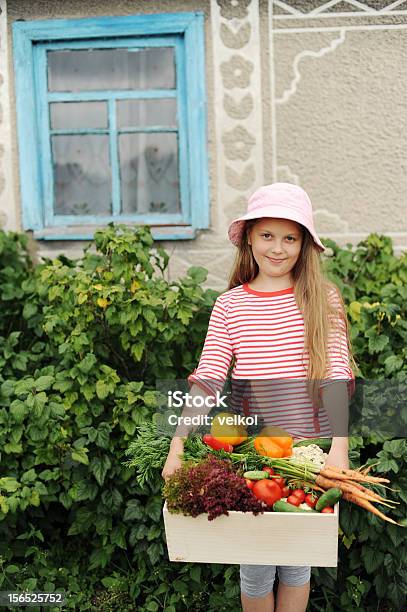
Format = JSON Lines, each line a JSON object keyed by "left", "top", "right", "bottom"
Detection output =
{"left": 145, "top": 496, "right": 162, "bottom": 522}
{"left": 96, "top": 380, "right": 110, "bottom": 399}
{"left": 69, "top": 480, "right": 98, "bottom": 502}
{"left": 78, "top": 353, "right": 97, "bottom": 374}
{"left": 1, "top": 380, "right": 14, "bottom": 398}
{"left": 0, "top": 495, "right": 9, "bottom": 514}
{"left": 387, "top": 524, "right": 405, "bottom": 548}
{"left": 362, "top": 546, "right": 384, "bottom": 573}
{"left": 383, "top": 438, "right": 406, "bottom": 458}
{"left": 147, "top": 525, "right": 162, "bottom": 541}
{"left": 173, "top": 579, "right": 188, "bottom": 595}
{"left": 29, "top": 489, "right": 40, "bottom": 507}
{"left": 59, "top": 492, "right": 73, "bottom": 509}
{"left": 10, "top": 400, "right": 28, "bottom": 423}
{"left": 147, "top": 542, "right": 163, "bottom": 566}
{"left": 144, "top": 310, "right": 157, "bottom": 327}
{"left": 349, "top": 301, "right": 362, "bottom": 322}
{"left": 34, "top": 375, "right": 54, "bottom": 392}
{"left": 23, "top": 302, "right": 38, "bottom": 319}
{"left": 110, "top": 525, "right": 127, "bottom": 549}
{"left": 368, "top": 334, "right": 389, "bottom": 353}
{"left": 95, "top": 423, "right": 111, "bottom": 449}
{"left": 14, "top": 379, "right": 33, "bottom": 397}
{"left": 124, "top": 500, "right": 143, "bottom": 521}
{"left": 131, "top": 342, "right": 144, "bottom": 362}
{"left": 384, "top": 355, "right": 403, "bottom": 375}
{"left": 374, "top": 573, "right": 388, "bottom": 598}
{"left": 4, "top": 442, "right": 23, "bottom": 454}
{"left": 187, "top": 266, "right": 207, "bottom": 283}
{"left": 101, "top": 576, "right": 121, "bottom": 588}
{"left": 71, "top": 448, "right": 90, "bottom": 465}
{"left": 177, "top": 308, "right": 192, "bottom": 325}
{"left": 21, "top": 469, "right": 37, "bottom": 484}
{"left": 90, "top": 455, "right": 111, "bottom": 486}
{"left": 122, "top": 418, "right": 136, "bottom": 436}
{"left": 190, "top": 565, "right": 201, "bottom": 583}
{"left": 5, "top": 565, "right": 19, "bottom": 574}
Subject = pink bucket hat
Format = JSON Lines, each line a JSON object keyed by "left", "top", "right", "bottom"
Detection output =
{"left": 228, "top": 182, "right": 325, "bottom": 252}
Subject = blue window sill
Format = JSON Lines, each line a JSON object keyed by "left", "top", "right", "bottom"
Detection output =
{"left": 33, "top": 225, "right": 198, "bottom": 241}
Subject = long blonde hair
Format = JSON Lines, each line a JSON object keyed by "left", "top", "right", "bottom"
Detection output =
{"left": 228, "top": 219, "right": 358, "bottom": 412}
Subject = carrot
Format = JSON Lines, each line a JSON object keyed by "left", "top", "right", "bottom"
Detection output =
{"left": 348, "top": 481, "right": 399, "bottom": 505}
{"left": 342, "top": 492, "right": 402, "bottom": 526}
{"left": 315, "top": 475, "right": 382, "bottom": 503}
{"left": 348, "top": 481, "right": 397, "bottom": 505}
{"left": 320, "top": 468, "right": 358, "bottom": 481}
{"left": 320, "top": 471, "right": 397, "bottom": 505}
{"left": 323, "top": 465, "right": 389, "bottom": 483}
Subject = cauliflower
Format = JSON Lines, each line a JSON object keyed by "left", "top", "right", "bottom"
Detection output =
{"left": 291, "top": 444, "right": 328, "bottom": 469}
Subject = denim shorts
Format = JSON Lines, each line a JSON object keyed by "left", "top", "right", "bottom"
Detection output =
{"left": 240, "top": 564, "right": 311, "bottom": 598}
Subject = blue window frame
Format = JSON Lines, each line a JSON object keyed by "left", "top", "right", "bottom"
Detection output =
{"left": 12, "top": 13, "right": 209, "bottom": 240}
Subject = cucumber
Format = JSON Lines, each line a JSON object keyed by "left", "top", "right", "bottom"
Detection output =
{"left": 243, "top": 470, "right": 269, "bottom": 480}
{"left": 273, "top": 500, "right": 317, "bottom": 513}
{"left": 293, "top": 437, "right": 332, "bottom": 451}
{"left": 315, "top": 488, "right": 342, "bottom": 512}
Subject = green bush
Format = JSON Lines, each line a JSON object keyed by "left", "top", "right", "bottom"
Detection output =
{"left": 0, "top": 226, "right": 405, "bottom": 611}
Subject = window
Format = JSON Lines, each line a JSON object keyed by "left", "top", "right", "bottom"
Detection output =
{"left": 12, "top": 13, "right": 209, "bottom": 240}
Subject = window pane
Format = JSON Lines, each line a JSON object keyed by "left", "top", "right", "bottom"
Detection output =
{"left": 48, "top": 47, "right": 175, "bottom": 91}
{"left": 119, "top": 133, "right": 180, "bottom": 214}
{"left": 52, "top": 135, "right": 111, "bottom": 215}
{"left": 117, "top": 99, "right": 177, "bottom": 128}
{"left": 50, "top": 101, "right": 107, "bottom": 129}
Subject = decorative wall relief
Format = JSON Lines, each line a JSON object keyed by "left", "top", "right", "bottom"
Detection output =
{"left": 220, "top": 55, "right": 254, "bottom": 89}
{"left": 274, "top": 30, "right": 346, "bottom": 106}
{"left": 217, "top": 0, "right": 252, "bottom": 20}
{"left": 212, "top": 0, "right": 264, "bottom": 244}
{"left": 220, "top": 22, "right": 251, "bottom": 48}
{"left": 226, "top": 164, "right": 256, "bottom": 190}
{"left": 222, "top": 125, "right": 256, "bottom": 161}
{"left": 223, "top": 93, "right": 253, "bottom": 119}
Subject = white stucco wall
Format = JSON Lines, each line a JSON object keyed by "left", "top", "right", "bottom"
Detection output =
{"left": 1, "top": 0, "right": 406, "bottom": 291}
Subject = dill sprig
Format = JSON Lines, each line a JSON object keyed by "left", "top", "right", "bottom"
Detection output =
{"left": 123, "top": 420, "right": 172, "bottom": 487}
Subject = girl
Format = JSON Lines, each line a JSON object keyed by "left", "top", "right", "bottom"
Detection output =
{"left": 162, "top": 182, "right": 356, "bottom": 612}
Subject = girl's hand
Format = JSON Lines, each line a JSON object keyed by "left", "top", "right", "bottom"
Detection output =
{"left": 324, "top": 445, "right": 349, "bottom": 470}
{"left": 161, "top": 438, "right": 184, "bottom": 480}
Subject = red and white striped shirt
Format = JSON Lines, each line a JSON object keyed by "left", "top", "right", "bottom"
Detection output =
{"left": 188, "top": 282, "right": 355, "bottom": 438}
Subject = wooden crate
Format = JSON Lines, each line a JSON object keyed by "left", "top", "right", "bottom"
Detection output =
{"left": 163, "top": 501, "right": 339, "bottom": 566}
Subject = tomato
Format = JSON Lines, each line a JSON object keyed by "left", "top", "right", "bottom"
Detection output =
{"left": 305, "top": 493, "right": 317, "bottom": 508}
{"left": 291, "top": 489, "right": 306, "bottom": 503}
{"left": 245, "top": 479, "right": 254, "bottom": 490}
{"left": 281, "top": 486, "right": 291, "bottom": 498}
{"left": 321, "top": 506, "right": 334, "bottom": 513}
{"left": 273, "top": 477, "right": 286, "bottom": 489}
{"left": 286, "top": 495, "right": 301, "bottom": 507}
{"left": 252, "top": 480, "right": 282, "bottom": 506}
{"left": 262, "top": 467, "right": 275, "bottom": 476}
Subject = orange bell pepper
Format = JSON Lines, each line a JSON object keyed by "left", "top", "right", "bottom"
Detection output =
{"left": 254, "top": 427, "right": 293, "bottom": 458}
{"left": 254, "top": 437, "right": 285, "bottom": 458}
